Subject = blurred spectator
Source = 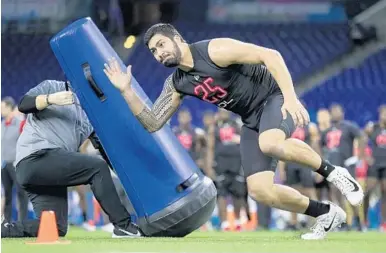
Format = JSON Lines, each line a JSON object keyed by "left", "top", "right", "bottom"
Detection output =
{"left": 173, "top": 109, "right": 201, "bottom": 166}
{"left": 315, "top": 109, "right": 333, "bottom": 202}
{"left": 93, "top": 0, "right": 124, "bottom": 36}
{"left": 1, "top": 97, "right": 28, "bottom": 222}
{"left": 364, "top": 105, "right": 386, "bottom": 231}
{"left": 207, "top": 109, "right": 247, "bottom": 231}
{"left": 320, "top": 104, "right": 367, "bottom": 230}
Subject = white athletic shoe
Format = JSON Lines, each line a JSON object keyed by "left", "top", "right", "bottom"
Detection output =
{"left": 301, "top": 202, "right": 346, "bottom": 240}
{"left": 100, "top": 223, "right": 114, "bottom": 233}
{"left": 82, "top": 222, "right": 97, "bottom": 232}
{"left": 327, "top": 166, "right": 364, "bottom": 206}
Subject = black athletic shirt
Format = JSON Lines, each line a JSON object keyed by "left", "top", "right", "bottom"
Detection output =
{"left": 173, "top": 125, "right": 198, "bottom": 161}
{"left": 172, "top": 40, "right": 280, "bottom": 130}
{"left": 321, "top": 120, "right": 362, "bottom": 162}
{"left": 368, "top": 123, "right": 386, "bottom": 168}
{"left": 215, "top": 119, "right": 240, "bottom": 158}
{"left": 214, "top": 119, "right": 241, "bottom": 173}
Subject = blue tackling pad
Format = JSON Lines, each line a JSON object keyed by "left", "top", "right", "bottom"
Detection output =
{"left": 50, "top": 17, "right": 216, "bottom": 237}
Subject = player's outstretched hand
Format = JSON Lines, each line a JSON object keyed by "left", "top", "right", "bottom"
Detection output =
{"left": 104, "top": 57, "right": 132, "bottom": 93}
{"left": 281, "top": 98, "right": 310, "bottom": 127}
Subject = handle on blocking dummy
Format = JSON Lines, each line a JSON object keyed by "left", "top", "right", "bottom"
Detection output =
{"left": 82, "top": 63, "right": 106, "bottom": 101}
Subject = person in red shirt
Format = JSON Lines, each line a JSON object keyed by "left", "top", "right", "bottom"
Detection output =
{"left": 344, "top": 142, "right": 371, "bottom": 231}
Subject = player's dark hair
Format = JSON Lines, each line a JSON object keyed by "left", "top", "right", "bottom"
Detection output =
{"left": 329, "top": 103, "right": 343, "bottom": 111}
{"left": 178, "top": 108, "right": 191, "bottom": 115}
{"left": 1, "top": 96, "right": 16, "bottom": 109}
{"left": 144, "top": 23, "right": 185, "bottom": 46}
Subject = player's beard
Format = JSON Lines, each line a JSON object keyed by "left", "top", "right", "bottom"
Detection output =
{"left": 163, "top": 41, "right": 182, "bottom": 68}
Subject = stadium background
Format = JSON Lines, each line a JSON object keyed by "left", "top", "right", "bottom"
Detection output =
{"left": 1, "top": 0, "right": 386, "bottom": 234}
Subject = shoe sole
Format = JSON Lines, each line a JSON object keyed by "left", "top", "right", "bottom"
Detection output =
{"left": 112, "top": 234, "right": 141, "bottom": 238}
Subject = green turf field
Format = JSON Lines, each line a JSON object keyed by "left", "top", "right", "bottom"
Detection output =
{"left": 2, "top": 227, "right": 385, "bottom": 253}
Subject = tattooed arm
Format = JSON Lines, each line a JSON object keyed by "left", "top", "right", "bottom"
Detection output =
{"left": 103, "top": 58, "right": 182, "bottom": 132}
{"left": 121, "top": 75, "right": 183, "bottom": 132}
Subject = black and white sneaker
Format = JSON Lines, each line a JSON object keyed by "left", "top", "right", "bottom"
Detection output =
{"left": 301, "top": 202, "right": 346, "bottom": 240}
{"left": 1, "top": 216, "right": 15, "bottom": 238}
{"left": 327, "top": 166, "right": 364, "bottom": 206}
{"left": 112, "top": 223, "right": 142, "bottom": 238}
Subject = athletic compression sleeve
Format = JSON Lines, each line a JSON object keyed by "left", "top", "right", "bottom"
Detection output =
{"left": 136, "top": 75, "right": 180, "bottom": 132}
{"left": 18, "top": 95, "right": 39, "bottom": 114}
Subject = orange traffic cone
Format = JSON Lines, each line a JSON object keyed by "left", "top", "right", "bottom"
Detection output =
{"left": 26, "top": 211, "right": 71, "bottom": 245}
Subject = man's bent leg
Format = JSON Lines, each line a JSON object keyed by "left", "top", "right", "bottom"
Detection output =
{"left": 2, "top": 186, "right": 68, "bottom": 238}
{"left": 16, "top": 149, "right": 133, "bottom": 230}
{"left": 241, "top": 126, "right": 328, "bottom": 215}
{"left": 240, "top": 125, "right": 345, "bottom": 240}
{"left": 27, "top": 186, "right": 69, "bottom": 236}
{"left": 258, "top": 94, "right": 363, "bottom": 206}
{"left": 247, "top": 172, "right": 310, "bottom": 213}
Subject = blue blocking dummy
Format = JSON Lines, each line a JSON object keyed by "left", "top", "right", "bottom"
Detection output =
{"left": 50, "top": 17, "right": 216, "bottom": 237}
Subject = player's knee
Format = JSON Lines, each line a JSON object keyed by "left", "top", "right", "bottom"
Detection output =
{"left": 91, "top": 158, "right": 109, "bottom": 174}
{"left": 247, "top": 173, "right": 276, "bottom": 205}
{"left": 259, "top": 141, "right": 276, "bottom": 156}
{"left": 248, "top": 184, "right": 275, "bottom": 205}
{"left": 258, "top": 130, "right": 286, "bottom": 157}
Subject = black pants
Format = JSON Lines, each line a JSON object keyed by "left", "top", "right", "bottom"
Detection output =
{"left": 1, "top": 162, "right": 28, "bottom": 221}
{"left": 2, "top": 148, "right": 131, "bottom": 238}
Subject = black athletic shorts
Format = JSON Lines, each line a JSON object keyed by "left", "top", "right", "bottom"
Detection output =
{"left": 240, "top": 93, "right": 295, "bottom": 177}
{"left": 285, "top": 163, "right": 314, "bottom": 188}
{"left": 215, "top": 171, "right": 247, "bottom": 198}
{"left": 367, "top": 165, "right": 386, "bottom": 179}
{"left": 215, "top": 155, "right": 242, "bottom": 175}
